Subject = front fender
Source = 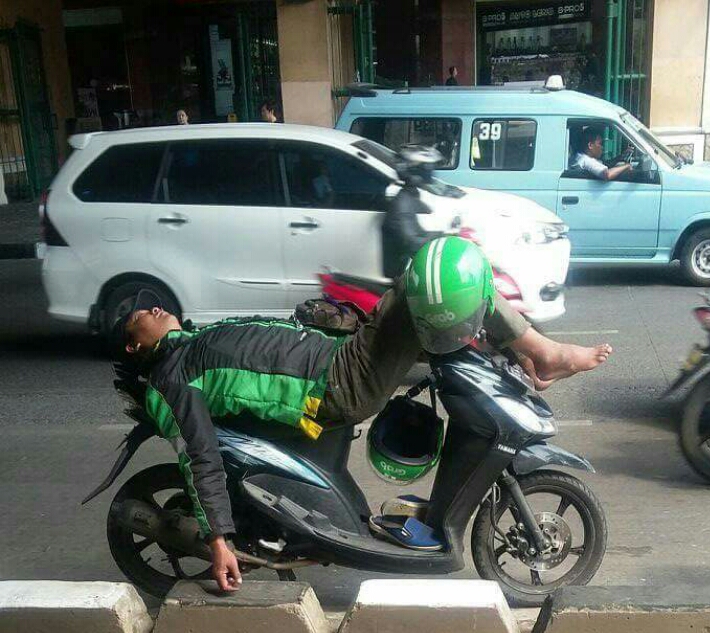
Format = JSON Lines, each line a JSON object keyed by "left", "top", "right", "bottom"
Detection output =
{"left": 512, "top": 442, "right": 595, "bottom": 476}
{"left": 671, "top": 213, "right": 710, "bottom": 259}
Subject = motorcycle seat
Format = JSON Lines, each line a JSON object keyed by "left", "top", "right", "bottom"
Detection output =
{"left": 330, "top": 272, "right": 393, "bottom": 296}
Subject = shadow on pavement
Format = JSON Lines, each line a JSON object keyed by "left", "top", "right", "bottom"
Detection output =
{"left": 567, "top": 264, "right": 684, "bottom": 288}
{"left": 0, "top": 332, "right": 106, "bottom": 360}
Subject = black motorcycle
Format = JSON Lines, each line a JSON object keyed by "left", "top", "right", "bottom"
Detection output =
{"left": 85, "top": 347, "right": 607, "bottom": 607}
{"left": 664, "top": 295, "right": 710, "bottom": 480}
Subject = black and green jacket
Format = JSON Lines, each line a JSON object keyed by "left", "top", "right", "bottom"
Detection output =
{"left": 144, "top": 317, "right": 345, "bottom": 537}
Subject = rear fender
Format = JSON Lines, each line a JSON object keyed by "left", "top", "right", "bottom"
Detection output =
{"left": 512, "top": 442, "right": 595, "bottom": 476}
{"left": 82, "top": 420, "right": 156, "bottom": 504}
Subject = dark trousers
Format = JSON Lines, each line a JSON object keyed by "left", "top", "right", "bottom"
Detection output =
{"left": 318, "top": 282, "right": 529, "bottom": 426}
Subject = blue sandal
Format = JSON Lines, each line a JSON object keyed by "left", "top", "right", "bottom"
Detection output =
{"left": 368, "top": 515, "right": 444, "bottom": 551}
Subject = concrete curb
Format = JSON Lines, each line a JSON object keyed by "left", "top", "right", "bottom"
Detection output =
{"left": 153, "top": 580, "right": 329, "bottom": 633}
{"left": 0, "top": 581, "right": 153, "bottom": 633}
{"left": 338, "top": 579, "right": 520, "bottom": 633}
{"left": 5, "top": 580, "right": 710, "bottom": 633}
{"left": 537, "top": 585, "right": 710, "bottom": 632}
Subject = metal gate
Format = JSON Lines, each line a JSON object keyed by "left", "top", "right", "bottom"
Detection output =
{"left": 328, "top": 0, "right": 376, "bottom": 120}
{"left": 605, "top": 0, "right": 650, "bottom": 122}
{"left": 0, "top": 22, "right": 56, "bottom": 200}
{"left": 234, "top": 2, "right": 281, "bottom": 122}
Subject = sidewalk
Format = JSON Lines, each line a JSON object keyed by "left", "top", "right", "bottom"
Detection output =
{"left": 0, "top": 201, "right": 40, "bottom": 259}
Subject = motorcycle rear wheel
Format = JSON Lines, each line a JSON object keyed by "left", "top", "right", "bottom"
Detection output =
{"left": 471, "top": 470, "right": 607, "bottom": 607}
{"left": 679, "top": 379, "right": 710, "bottom": 481}
{"left": 106, "top": 463, "right": 212, "bottom": 598}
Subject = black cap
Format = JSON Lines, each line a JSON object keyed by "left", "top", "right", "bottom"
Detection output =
{"left": 109, "top": 289, "right": 163, "bottom": 363}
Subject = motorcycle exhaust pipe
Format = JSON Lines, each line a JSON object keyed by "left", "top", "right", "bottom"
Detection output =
{"left": 111, "top": 499, "right": 317, "bottom": 570}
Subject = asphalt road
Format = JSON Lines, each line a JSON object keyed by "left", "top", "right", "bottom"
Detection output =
{"left": 2, "top": 259, "right": 709, "bottom": 610}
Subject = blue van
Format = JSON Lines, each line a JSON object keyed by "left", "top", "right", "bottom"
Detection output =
{"left": 336, "top": 83, "right": 710, "bottom": 285}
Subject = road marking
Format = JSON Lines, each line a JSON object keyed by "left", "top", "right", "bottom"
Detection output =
{"left": 100, "top": 420, "right": 593, "bottom": 433}
{"left": 557, "top": 419, "right": 593, "bottom": 427}
{"left": 356, "top": 419, "right": 593, "bottom": 431}
{"left": 546, "top": 329, "right": 619, "bottom": 336}
{"left": 98, "top": 424, "right": 135, "bottom": 431}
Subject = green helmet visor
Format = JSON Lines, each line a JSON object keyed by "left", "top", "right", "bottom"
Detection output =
{"left": 409, "top": 299, "right": 488, "bottom": 355}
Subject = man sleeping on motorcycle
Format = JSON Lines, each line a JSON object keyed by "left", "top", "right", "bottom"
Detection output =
{"left": 112, "top": 238, "right": 611, "bottom": 592}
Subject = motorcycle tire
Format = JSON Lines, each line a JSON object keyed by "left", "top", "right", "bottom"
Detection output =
{"left": 471, "top": 470, "right": 607, "bottom": 607}
{"left": 107, "top": 463, "right": 211, "bottom": 598}
{"left": 679, "top": 378, "right": 710, "bottom": 482}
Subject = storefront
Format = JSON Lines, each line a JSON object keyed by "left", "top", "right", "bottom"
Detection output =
{"left": 477, "top": 2, "right": 600, "bottom": 89}
{"left": 475, "top": 0, "right": 652, "bottom": 121}
{"left": 63, "top": 0, "right": 281, "bottom": 132}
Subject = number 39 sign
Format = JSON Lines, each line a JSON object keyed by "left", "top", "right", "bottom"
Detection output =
{"left": 478, "top": 122, "right": 502, "bottom": 141}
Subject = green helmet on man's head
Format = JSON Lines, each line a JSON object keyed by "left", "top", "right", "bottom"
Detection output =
{"left": 405, "top": 237, "right": 496, "bottom": 355}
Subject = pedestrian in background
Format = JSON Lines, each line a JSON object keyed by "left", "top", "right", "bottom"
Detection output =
{"left": 260, "top": 100, "right": 281, "bottom": 123}
{"left": 176, "top": 109, "right": 189, "bottom": 125}
{"left": 445, "top": 66, "right": 458, "bottom": 86}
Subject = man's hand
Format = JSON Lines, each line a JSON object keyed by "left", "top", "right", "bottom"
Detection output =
{"left": 209, "top": 535, "right": 242, "bottom": 591}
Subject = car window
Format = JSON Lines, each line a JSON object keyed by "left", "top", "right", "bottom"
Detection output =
{"left": 165, "top": 140, "right": 283, "bottom": 206}
{"left": 282, "top": 144, "right": 389, "bottom": 211}
{"left": 566, "top": 119, "right": 655, "bottom": 184}
{"left": 351, "top": 118, "right": 462, "bottom": 169}
{"left": 73, "top": 143, "right": 165, "bottom": 202}
{"left": 470, "top": 119, "right": 537, "bottom": 171}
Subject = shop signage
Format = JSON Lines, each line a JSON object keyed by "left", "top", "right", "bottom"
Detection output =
{"left": 480, "top": 2, "right": 590, "bottom": 30}
{"left": 210, "top": 26, "right": 235, "bottom": 117}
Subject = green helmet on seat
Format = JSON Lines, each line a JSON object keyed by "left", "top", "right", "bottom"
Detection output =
{"left": 405, "top": 237, "right": 496, "bottom": 355}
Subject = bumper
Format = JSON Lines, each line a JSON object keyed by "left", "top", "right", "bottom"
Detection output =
{"left": 494, "top": 238, "right": 571, "bottom": 323}
{"left": 41, "top": 247, "right": 99, "bottom": 325}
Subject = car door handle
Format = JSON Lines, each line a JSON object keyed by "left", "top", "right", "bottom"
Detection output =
{"left": 561, "top": 196, "right": 579, "bottom": 205}
{"left": 158, "top": 216, "right": 188, "bottom": 225}
{"left": 289, "top": 219, "right": 320, "bottom": 230}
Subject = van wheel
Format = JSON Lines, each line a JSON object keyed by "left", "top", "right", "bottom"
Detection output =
{"left": 681, "top": 229, "right": 710, "bottom": 286}
{"left": 102, "top": 281, "right": 181, "bottom": 336}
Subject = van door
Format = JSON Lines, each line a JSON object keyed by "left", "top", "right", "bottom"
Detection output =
{"left": 278, "top": 142, "right": 391, "bottom": 305}
{"left": 148, "top": 138, "right": 289, "bottom": 319}
{"left": 557, "top": 120, "right": 661, "bottom": 258}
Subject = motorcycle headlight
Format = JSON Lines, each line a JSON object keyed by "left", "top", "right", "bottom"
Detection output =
{"left": 496, "top": 397, "right": 557, "bottom": 434}
{"left": 516, "top": 222, "right": 568, "bottom": 245}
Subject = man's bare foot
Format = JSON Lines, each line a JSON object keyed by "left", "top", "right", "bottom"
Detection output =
{"left": 510, "top": 328, "right": 612, "bottom": 386}
{"left": 518, "top": 355, "right": 557, "bottom": 391}
{"left": 535, "top": 342, "right": 613, "bottom": 382}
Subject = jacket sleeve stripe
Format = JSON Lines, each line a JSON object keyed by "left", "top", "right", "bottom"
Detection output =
{"left": 146, "top": 386, "right": 213, "bottom": 536}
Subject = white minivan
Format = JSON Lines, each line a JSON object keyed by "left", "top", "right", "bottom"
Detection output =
{"left": 40, "top": 124, "right": 570, "bottom": 331}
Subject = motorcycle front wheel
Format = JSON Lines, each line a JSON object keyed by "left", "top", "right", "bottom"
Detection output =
{"left": 679, "top": 378, "right": 710, "bottom": 481}
{"left": 471, "top": 470, "right": 607, "bottom": 607}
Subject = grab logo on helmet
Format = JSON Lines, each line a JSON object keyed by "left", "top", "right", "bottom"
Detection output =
{"left": 425, "top": 310, "right": 456, "bottom": 326}
{"left": 380, "top": 461, "right": 407, "bottom": 476}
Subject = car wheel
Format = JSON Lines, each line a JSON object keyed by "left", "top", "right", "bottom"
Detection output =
{"left": 102, "top": 281, "right": 181, "bottom": 336}
{"left": 681, "top": 228, "right": 710, "bottom": 286}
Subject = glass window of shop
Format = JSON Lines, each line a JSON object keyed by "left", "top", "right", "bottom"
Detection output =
{"left": 476, "top": 1, "right": 606, "bottom": 97}
{"left": 62, "top": 2, "right": 281, "bottom": 132}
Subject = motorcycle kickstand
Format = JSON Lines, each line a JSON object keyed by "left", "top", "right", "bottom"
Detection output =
{"left": 500, "top": 470, "right": 548, "bottom": 553}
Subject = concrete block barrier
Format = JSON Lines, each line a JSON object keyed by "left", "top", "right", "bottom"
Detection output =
{"left": 0, "top": 581, "right": 153, "bottom": 633}
{"left": 338, "top": 579, "right": 520, "bottom": 633}
{"left": 153, "top": 580, "right": 328, "bottom": 633}
{"left": 538, "top": 585, "right": 710, "bottom": 632}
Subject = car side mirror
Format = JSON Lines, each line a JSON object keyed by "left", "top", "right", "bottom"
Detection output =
{"left": 639, "top": 155, "right": 653, "bottom": 172}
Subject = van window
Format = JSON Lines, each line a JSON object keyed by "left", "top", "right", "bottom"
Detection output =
{"left": 73, "top": 143, "right": 165, "bottom": 202}
{"left": 281, "top": 144, "right": 389, "bottom": 211}
{"left": 165, "top": 140, "right": 283, "bottom": 206}
{"left": 350, "top": 118, "right": 462, "bottom": 169}
{"left": 470, "top": 119, "right": 537, "bottom": 171}
{"left": 566, "top": 120, "right": 658, "bottom": 184}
